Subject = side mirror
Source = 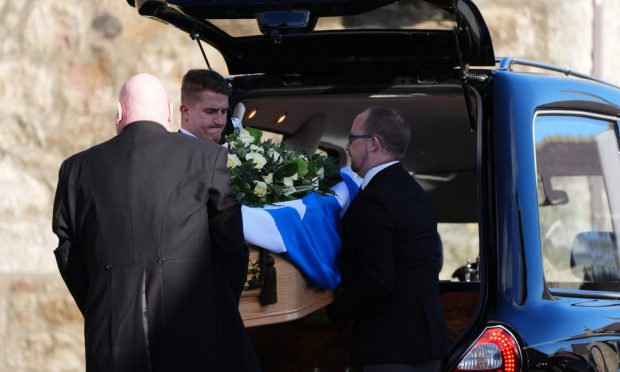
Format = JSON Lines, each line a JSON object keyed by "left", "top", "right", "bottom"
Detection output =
{"left": 539, "top": 176, "right": 569, "bottom": 206}
{"left": 540, "top": 189, "right": 569, "bottom": 206}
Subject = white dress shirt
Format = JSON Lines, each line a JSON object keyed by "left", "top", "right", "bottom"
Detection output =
{"left": 360, "top": 160, "right": 399, "bottom": 190}
{"left": 179, "top": 128, "right": 197, "bottom": 138}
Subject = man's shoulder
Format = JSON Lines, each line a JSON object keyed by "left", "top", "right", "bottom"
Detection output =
{"left": 365, "top": 165, "right": 427, "bottom": 203}
{"left": 368, "top": 163, "right": 410, "bottom": 187}
{"left": 61, "top": 136, "right": 116, "bottom": 165}
{"left": 171, "top": 130, "right": 222, "bottom": 151}
{"left": 174, "top": 130, "right": 224, "bottom": 153}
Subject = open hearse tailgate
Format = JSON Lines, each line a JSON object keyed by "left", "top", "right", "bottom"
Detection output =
{"left": 127, "top": 0, "right": 494, "bottom": 75}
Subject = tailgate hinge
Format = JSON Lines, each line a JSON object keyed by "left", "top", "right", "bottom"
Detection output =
{"left": 453, "top": 27, "right": 477, "bottom": 132}
{"left": 190, "top": 32, "right": 213, "bottom": 70}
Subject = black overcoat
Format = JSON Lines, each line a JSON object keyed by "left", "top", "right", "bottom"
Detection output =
{"left": 337, "top": 163, "right": 450, "bottom": 366}
{"left": 52, "top": 121, "right": 260, "bottom": 371}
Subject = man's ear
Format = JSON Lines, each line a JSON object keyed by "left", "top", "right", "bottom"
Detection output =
{"left": 179, "top": 104, "right": 190, "bottom": 127}
{"left": 167, "top": 101, "right": 174, "bottom": 126}
{"left": 115, "top": 101, "right": 122, "bottom": 124}
{"left": 115, "top": 101, "right": 123, "bottom": 134}
{"left": 370, "top": 136, "right": 382, "bottom": 152}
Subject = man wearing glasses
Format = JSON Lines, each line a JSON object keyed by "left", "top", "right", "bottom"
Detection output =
{"left": 328, "top": 107, "right": 449, "bottom": 372}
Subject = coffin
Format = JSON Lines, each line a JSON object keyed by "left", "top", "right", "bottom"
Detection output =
{"left": 240, "top": 245, "right": 334, "bottom": 327}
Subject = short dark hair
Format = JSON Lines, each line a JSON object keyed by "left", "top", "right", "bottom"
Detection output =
{"left": 361, "top": 106, "right": 411, "bottom": 159}
{"left": 181, "top": 69, "right": 232, "bottom": 105}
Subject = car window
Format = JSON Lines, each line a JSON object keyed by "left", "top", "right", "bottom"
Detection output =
{"left": 207, "top": 0, "right": 454, "bottom": 37}
{"left": 535, "top": 113, "right": 620, "bottom": 292}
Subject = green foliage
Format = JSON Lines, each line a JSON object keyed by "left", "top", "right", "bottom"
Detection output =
{"left": 225, "top": 127, "right": 341, "bottom": 206}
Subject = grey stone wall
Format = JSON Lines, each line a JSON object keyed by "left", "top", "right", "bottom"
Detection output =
{"left": 479, "top": 0, "right": 620, "bottom": 83}
{"left": 0, "top": 0, "right": 224, "bottom": 275}
{"left": 1, "top": 0, "right": 619, "bottom": 370}
{"left": 1, "top": 275, "right": 83, "bottom": 371}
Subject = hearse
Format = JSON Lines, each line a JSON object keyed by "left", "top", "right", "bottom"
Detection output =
{"left": 128, "top": 0, "right": 620, "bottom": 370}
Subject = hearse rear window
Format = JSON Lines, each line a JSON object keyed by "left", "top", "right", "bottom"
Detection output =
{"left": 207, "top": 0, "right": 454, "bottom": 37}
{"left": 535, "top": 113, "right": 620, "bottom": 292}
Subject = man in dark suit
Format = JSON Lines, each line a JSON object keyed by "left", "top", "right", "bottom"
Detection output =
{"left": 52, "top": 73, "right": 260, "bottom": 372}
{"left": 329, "top": 107, "right": 449, "bottom": 371}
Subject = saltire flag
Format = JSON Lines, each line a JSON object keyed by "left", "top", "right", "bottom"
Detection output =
{"left": 241, "top": 168, "right": 361, "bottom": 289}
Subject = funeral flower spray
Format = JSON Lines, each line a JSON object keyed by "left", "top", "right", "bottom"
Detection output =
{"left": 225, "top": 127, "right": 340, "bottom": 206}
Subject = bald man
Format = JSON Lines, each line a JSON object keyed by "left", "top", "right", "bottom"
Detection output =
{"left": 52, "top": 73, "right": 260, "bottom": 372}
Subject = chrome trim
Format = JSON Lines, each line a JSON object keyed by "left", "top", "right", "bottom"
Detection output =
{"left": 496, "top": 57, "right": 620, "bottom": 91}
{"left": 535, "top": 109, "right": 620, "bottom": 122}
{"left": 549, "top": 288, "right": 620, "bottom": 300}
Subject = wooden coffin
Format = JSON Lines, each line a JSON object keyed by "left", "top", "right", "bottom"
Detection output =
{"left": 240, "top": 245, "right": 334, "bottom": 327}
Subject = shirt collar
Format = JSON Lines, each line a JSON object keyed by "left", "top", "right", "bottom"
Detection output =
{"left": 179, "top": 127, "right": 197, "bottom": 138}
{"left": 361, "top": 160, "right": 399, "bottom": 190}
{"left": 179, "top": 127, "right": 231, "bottom": 149}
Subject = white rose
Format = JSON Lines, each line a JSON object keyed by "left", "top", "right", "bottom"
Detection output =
{"left": 284, "top": 186, "right": 296, "bottom": 196}
{"left": 239, "top": 132, "right": 255, "bottom": 146}
{"left": 262, "top": 173, "right": 273, "bottom": 185}
{"left": 254, "top": 181, "right": 268, "bottom": 198}
{"left": 245, "top": 152, "right": 267, "bottom": 169}
{"left": 226, "top": 153, "right": 242, "bottom": 168}
{"left": 268, "top": 149, "right": 281, "bottom": 162}
{"left": 283, "top": 176, "right": 294, "bottom": 186}
{"left": 317, "top": 167, "right": 325, "bottom": 179}
{"left": 250, "top": 144, "right": 264, "bottom": 152}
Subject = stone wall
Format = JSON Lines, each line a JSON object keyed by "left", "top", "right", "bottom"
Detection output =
{"left": 1, "top": 0, "right": 619, "bottom": 371}
{"left": 1, "top": 1, "right": 224, "bottom": 370}
{"left": 479, "top": 0, "right": 620, "bottom": 82}
{"left": 1, "top": 275, "right": 84, "bottom": 371}
{"left": 0, "top": 0, "right": 225, "bottom": 275}
{"left": 480, "top": 0, "right": 592, "bottom": 69}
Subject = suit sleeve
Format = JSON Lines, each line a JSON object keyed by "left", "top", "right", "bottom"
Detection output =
{"left": 343, "top": 195, "right": 395, "bottom": 311}
{"left": 52, "top": 161, "right": 89, "bottom": 315}
{"left": 208, "top": 147, "right": 248, "bottom": 303}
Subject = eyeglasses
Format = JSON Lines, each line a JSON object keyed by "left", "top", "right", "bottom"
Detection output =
{"left": 348, "top": 134, "right": 375, "bottom": 144}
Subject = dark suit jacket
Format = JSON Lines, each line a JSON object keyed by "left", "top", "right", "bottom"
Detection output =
{"left": 52, "top": 121, "right": 260, "bottom": 372}
{"left": 336, "top": 162, "right": 449, "bottom": 366}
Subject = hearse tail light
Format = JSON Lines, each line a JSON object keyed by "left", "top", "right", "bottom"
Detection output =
{"left": 454, "top": 326, "right": 521, "bottom": 372}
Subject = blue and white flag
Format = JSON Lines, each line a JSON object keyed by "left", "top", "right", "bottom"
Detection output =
{"left": 241, "top": 167, "right": 362, "bottom": 289}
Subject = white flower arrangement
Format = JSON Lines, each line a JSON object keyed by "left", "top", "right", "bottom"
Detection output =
{"left": 225, "top": 127, "right": 340, "bottom": 206}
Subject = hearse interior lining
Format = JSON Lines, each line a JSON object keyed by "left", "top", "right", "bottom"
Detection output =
{"left": 232, "top": 86, "right": 478, "bottom": 223}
